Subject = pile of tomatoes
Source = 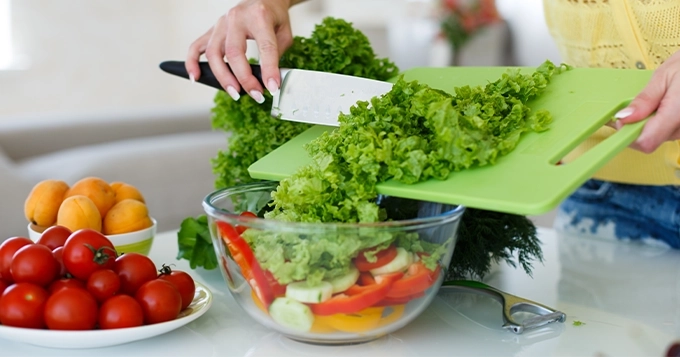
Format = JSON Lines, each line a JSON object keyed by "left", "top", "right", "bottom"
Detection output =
{"left": 0, "top": 226, "right": 195, "bottom": 330}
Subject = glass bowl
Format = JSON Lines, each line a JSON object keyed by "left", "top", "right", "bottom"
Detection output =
{"left": 203, "top": 181, "right": 465, "bottom": 345}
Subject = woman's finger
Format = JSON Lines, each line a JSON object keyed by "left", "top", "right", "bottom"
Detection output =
{"left": 224, "top": 13, "right": 265, "bottom": 103}
{"left": 253, "top": 16, "right": 286, "bottom": 95}
{"left": 185, "top": 27, "right": 213, "bottom": 82}
{"left": 614, "top": 71, "right": 666, "bottom": 125}
{"left": 629, "top": 82, "right": 680, "bottom": 153}
{"left": 205, "top": 15, "right": 241, "bottom": 101}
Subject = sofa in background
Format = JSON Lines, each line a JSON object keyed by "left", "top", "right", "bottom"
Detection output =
{"left": 0, "top": 105, "right": 227, "bottom": 241}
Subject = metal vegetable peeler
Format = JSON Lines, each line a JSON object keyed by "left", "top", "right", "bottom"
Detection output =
{"left": 439, "top": 280, "right": 566, "bottom": 334}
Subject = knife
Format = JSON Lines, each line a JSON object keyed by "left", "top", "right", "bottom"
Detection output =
{"left": 159, "top": 61, "right": 393, "bottom": 127}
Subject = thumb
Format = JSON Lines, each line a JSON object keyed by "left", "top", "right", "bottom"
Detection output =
{"left": 615, "top": 74, "right": 666, "bottom": 125}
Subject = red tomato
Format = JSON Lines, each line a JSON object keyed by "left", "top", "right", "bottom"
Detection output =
{"left": 36, "top": 225, "right": 72, "bottom": 250}
{"left": 135, "top": 279, "right": 182, "bottom": 324}
{"left": 48, "top": 278, "right": 85, "bottom": 295}
{"left": 235, "top": 211, "right": 258, "bottom": 234}
{"left": 98, "top": 295, "right": 144, "bottom": 329}
{"left": 52, "top": 246, "right": 66, "bottom": 277}
{"left": 44, "top": 287, "right": 98, "bottom": 330}
{"left": 354, "top": 245, "right": 398, "bottom": 272}
{"left": 0, "top": 237, "right": 33, "bottom": 283}
{"left": 114, "top": 253, "right": 157, "bottom": 296}
{"left": 10, "top": 244, "right": 59, "bottom": 287}
{"left": 62, "top": 229, "right": 117, "bottom": 281}
{"left": 158, "top": 265, "right": 196, "bottom": 310}
{"left": 0, "top": 279, "right": 8, "bottom": 295}
{"left": 0, "top": 283, "right": 49, "bottom": 328}
{"left": 86, "top": 269, "right": 120, "bottom": 303}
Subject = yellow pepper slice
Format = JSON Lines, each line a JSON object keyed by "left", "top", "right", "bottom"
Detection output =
{"left": 316, "top": 307, "right": 385, "bottom": 333}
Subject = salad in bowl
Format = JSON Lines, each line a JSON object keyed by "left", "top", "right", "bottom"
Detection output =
{"left": 203, "top": 181, "right": 465, "bottom": 345}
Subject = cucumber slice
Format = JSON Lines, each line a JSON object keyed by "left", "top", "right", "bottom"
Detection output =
{"left": 370, "top": 247, "right": 413, "bottom": 275}
{"left": 286, "top": 281, "right": 333, "bottom": 303}
{"left": 327, "top": 266, "right": 360, "bottom": 294}
{"left": 268, "top": 297, "right": 314, "bottom": 332}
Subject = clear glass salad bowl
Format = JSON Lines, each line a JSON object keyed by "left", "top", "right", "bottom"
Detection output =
{"left": 203, "top": 181, "right": 465, "bottom": 345}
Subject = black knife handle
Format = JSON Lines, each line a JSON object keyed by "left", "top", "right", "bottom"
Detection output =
{"left": 159, "top": 61, "right": 264, "bottom": 95}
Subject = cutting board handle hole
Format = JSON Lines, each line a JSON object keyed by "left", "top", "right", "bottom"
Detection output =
{"left": 552, "top": 100, "right": 636, "bottom": 168}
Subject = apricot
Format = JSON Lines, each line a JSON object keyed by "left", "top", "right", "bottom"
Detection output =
{"left": 112, "top": 183, "right": 145, "bottom": 204}
{"left": 65, "top": 177, "right": 116, "bottom": 218}
{"left": 56, "top": 195, "right": 102, "bottom": 232}
{"left": 109, "top": 181, "right": 124, "bottom": 192}
{"left": 24, "top": 179, "right": 70, "bottom": 227}
{"left": 103, "top": 199, "right": 153, "bottom": 235}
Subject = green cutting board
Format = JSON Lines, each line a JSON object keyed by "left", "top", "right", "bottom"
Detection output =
{"left": 248, "top": 67, "right": 653, "bottom": 215}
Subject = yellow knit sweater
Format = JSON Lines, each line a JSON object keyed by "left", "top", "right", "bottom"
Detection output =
{"left": 543, "top": 0, "right": 680, "bottom": 185}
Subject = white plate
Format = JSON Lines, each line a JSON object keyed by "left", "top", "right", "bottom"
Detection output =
{"left": 0, "top": 281, "right": 213, "bottom": 349}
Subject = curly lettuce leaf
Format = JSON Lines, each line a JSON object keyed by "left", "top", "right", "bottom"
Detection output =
{"left": 267, "top": 61, "right": 568, "bottom": 224}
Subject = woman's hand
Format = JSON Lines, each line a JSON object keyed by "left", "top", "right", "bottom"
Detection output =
{"left": 185, "top": 0, "right": 298, "bottom": 103}
{"left": 615, "top": 49, "right": 680, "bottom": 153}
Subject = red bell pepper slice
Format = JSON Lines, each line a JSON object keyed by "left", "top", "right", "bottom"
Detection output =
{"left": 354, "top": 245, "right": 398, "bottom": 272}
{"left": 386, "top": 262, "right": 440, "bottom": 298}
{"left": 374, "top": 291, "right": 425, "bottom": 307}
{"left": 217, "top": 221, "right": 275, "bottom": 307}
{"left": 309, "top": 272, "right": 403, "bottom": 316}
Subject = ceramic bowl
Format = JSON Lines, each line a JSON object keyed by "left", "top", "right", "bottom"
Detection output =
{"left": 28, "top": 218, "right": 157, "bottom": 256}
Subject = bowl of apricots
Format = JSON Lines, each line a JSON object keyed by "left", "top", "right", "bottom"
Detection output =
{"left": 24, "top": 177, "right": 157, "bottom": 255}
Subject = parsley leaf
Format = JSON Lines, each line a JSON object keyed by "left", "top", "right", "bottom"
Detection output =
{"left": 176, "top": 215, "right": 217, "bottom": 270}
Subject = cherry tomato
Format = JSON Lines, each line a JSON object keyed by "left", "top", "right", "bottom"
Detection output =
{"left": 235, "top": 211, "right": 258, "bottom": 234}
{"left": 158, "top": 265, "right": 195, "bottom": 310}
{"left": 354, "top": 245, "right": 398, "bottom": 272}
{"left": 86, "top": 269, "right": 120, "bottom": 303}
{"left": 44, "top": 287, "right": 98, "bottom": 330}
{"left": 48, "top": 278, "right": 85, "bottom": 295}
{"left": 36, "top": 225, "right": 72, "bottom": 250}
{"left": 114, "top": 253, "right": 157, "bottom": 296}
{"left": 62, "top": 229, "right": 117, "bottom": 281}
{"left": 98, "top": 295, "right": 144, "bottom": 329}
{"left": 0, "top": 237, "right": 33, "bottom": 283}
{"left": 10, "top": 244, "right": 58, "bottom": 286}
{"left": 0, "top": 278, "right": 9, "bottom": 295}
{"left": 0, "top": 283, "right": 49, "bottom": 328}
{"left": 52, "top": 246, "right": 66, "bottom": 277}
{"left": 135, "top": 279, "right": 182, "bottom": 324}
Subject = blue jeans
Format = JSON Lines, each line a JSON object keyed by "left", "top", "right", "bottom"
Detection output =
{"left": 555, "top": 179, "right": 680, "bottom": 249}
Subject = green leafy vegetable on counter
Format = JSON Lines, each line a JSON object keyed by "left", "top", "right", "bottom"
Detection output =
{"left": 445, "top": 208, "right": 542, "bottom": 280}
{"left": 572, "top": 320, "right": 586, "bottom": 326}
{"left": 177, "top": 16, "right": 552, "bottom": 281}
{"left": 176, "top": 215, "right": 217, "bottom": 270}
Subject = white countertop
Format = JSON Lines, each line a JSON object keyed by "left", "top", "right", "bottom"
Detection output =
{"left": 2, "top": 227, "right": 679, "bottom": 357}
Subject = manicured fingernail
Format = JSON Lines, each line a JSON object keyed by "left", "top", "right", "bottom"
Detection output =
{"left": 226, "top": 86, "right": 240, "bottom": 101}
{"left": 615, "top": 120, "right": 623, "bottom": 130}
{"left": 615, "top": 107, "right": 634, "bottom": 119}
{"left": 189, "top": 73, "right": 195, "bottom": 83}
{"left": 250, "top": 90, "right": 265, "bottom": 104}
{"left": 266, "top": 78, "right": 279, "bottom": 95}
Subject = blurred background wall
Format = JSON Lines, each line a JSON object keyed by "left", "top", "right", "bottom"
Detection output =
{"left": 0, "top": 0, "right": 562, "bottom": 119}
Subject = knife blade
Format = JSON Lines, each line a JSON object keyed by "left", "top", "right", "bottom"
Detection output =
{"left": 159, "top": 61, "right": 393, "bottom": 127}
